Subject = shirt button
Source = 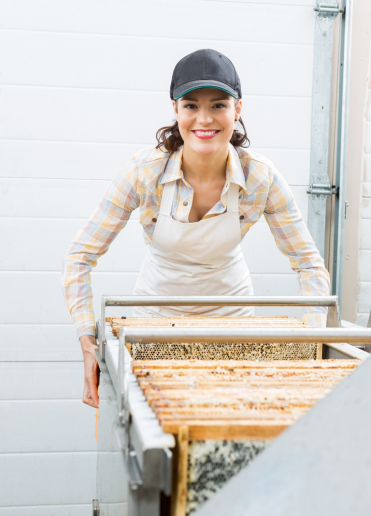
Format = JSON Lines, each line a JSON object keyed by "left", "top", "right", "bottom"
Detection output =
{"left": 183, "top": 201, "right": 188, "bottom": 206}
{"left": 239, "top": 215, "right": 244, "bottom": 220}
{"left": 152, "top": 218, "right": 157, "bottom": 223}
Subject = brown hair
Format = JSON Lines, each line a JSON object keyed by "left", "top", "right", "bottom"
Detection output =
{"left": 156, "top": 110, "right": 250, "bottom": 153}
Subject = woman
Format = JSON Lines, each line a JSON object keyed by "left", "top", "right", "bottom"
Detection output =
{"left": 62, "top": 49, "right": 330, "bottom": 409}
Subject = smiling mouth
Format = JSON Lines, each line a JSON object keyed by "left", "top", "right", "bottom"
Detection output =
{"left": 192, "top": 130, "right": 221, "bottom": 139}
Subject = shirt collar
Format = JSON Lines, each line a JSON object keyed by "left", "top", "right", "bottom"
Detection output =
{"left": 160, "top": 146, "right": 183, "bottom": 185}
{"left": 160, "top": 144, "right": 247, "bottom": 191}
{"left": 226, "top": 144, "right": 246, "bottom": 191}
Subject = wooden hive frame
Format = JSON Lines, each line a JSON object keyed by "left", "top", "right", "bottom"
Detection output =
{"left": 108, "top": 316, "right": 322, "bottom": 361}
{"left": 132, "top": 359, "right": 358, "bottom": 440}
{"left": 131, "top": 358, "right": 359, "bottom": 516}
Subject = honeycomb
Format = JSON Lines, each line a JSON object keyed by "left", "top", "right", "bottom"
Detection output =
{"left": 186, "top": 439, "right": 268, "bottom": 514}
{"left": 107, "top": 316, "right": 318, "bottom": 361}
{"left": 132, "top": 359, "right": 359, "bottom": 439}
{"left": 127, "top": 341, "right": 316, "bottom": 361}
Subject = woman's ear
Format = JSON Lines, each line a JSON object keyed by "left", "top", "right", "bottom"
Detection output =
{"left": 172, "top": 100, "right": 178, "bottom": 120}
{"left": 235, "top": 99, "right": 242, "bottom": 118}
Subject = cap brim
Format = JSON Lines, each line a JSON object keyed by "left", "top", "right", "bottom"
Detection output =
{"left": 172, "top": 80, "right": 239, "bottom": 100}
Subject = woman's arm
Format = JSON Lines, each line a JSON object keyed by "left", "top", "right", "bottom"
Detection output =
{"left": 264, "top": 165, "right": 330, "bottom": 328}
{"left": 61, "top": 159, "right": 139, "bottom": 407}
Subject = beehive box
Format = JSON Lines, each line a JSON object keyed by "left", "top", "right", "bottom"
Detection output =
{"left": 108, "top": 316, "right": 320, "bottom": 361}
{"left": 108, "top": 315, "right": 354, "bottom": 514}
{"left": 132, "top": 359, "right": 359, "bottom": 515}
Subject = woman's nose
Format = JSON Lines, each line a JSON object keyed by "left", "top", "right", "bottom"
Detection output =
{"left": 197, "top": 110, "right": 213, "bottom": 125}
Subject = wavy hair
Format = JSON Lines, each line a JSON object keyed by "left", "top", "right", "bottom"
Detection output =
{"left": 156, "top": 105, "right": 250, "bottom": 153}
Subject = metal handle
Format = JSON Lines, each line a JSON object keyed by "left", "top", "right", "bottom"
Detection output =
{"left": 122, "top": 327, "right": 371, "bottom": 345}
{"left": 118, "top": 332, "right": 129, "bottom": 428}
{"left": 100, "top": 295, "right": 340, "bottom": 359}
{"left": 103, "top": 295, "right": 339, "bottom": 307}
{"left": 119, "top": 330, "right": 130, "bottom": 457}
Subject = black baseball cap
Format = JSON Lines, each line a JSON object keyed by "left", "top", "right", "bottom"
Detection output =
{"left": 170, "top": 49, "right": 242, "bottom": 100}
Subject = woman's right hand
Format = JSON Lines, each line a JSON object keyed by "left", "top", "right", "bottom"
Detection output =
{"left": 80, "top": 335, "right": 100, "bottom": 408}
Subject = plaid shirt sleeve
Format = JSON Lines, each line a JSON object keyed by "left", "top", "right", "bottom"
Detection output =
{"left": 61, "top": 158, "right": 139, "bottom": 339}
{"left": 264, "top": 164, "right": 331, "bottom": 328}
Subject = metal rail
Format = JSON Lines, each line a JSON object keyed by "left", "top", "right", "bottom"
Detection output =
{"left": 98, "top": 295, "right": 341, "bottom": 359}
{"left": 103, "top": 295, "right": 339, "bottom": 307}
{"left": 307, "top": 0, "right": 341, "bottom": 257}
{"left": 332, "top": 0, "right": 353, "bottom": 310}
{"left": 122, "top": 327, "right": 371, "bottom": 345}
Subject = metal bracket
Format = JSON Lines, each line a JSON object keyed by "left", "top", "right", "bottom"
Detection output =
{"left": 92, "top": 499, "right": 100, "bottom": 516}
{"left": 314, "top": 3, "right": 343, "bottom": 15}
{"left": 95, "top": 320, "right": 101, "bottom": 354}
{"left": 118, "top": 333, "right": 130, "bottom": 444}
{"left": 127, "top": 449, "right": 144, "bottom": 491}
{"left": 307, "top": 182, "right": 336, "bottom": 197}
{"left": 99, "top": 297, "right": 106, "bottom": 361}
{"left": 327, "top": 300, "right": 341, "bottom": 328}
{"left": 116, "top": 408, "right": 144, "bottom": 492}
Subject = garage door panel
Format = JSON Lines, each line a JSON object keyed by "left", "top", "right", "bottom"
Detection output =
{"left": 2, "top": 209, "right": 310, "bottom": 273}
{"left": 0, "top": 0, "right": 315, "bottom": 45}
{"left": 0, "top": 400, "right": 96, "bottom": 451}
{"left": 0, "top": 219, "right": 146, "bottom": 272}
{"left": 0, "top": 141, "right": 310, "bottom": 185}
{"left": 1, "top": 86, "right": 311, "bottom": 150}
{"left": 0, "top": 271, "right": 139, "bottom": 324}
{"left": 0, "top": 140, "right": 144, "bottom": 180}
{"left": 0, "top": 362, "right": 84, "bottom": 400}
{"left": 0, "top": 324, "right": 81, "bottom": 361}
{"left": 0, "top": 453, "right": 96, "bottom": 506}
{"left": 0, "top": 177, "right": 308, "bottom": 219}
{"left": 0, "top": 269, "right": 305, "bottom": 324}
{"left": 0, "top": 505, "right": 93, "bottom": 516}
{"left": 0, "top": 31, "right": 313, "bottom": 98}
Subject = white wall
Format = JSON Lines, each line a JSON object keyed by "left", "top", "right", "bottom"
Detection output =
{"left": 357, "top": 44, "right": 371, "bottom": 326}
{"left": 342, "top": 0, "right": 371, "bottom": 323}
{"left": 0, "top": 0, "right": 317, "bottom": 513}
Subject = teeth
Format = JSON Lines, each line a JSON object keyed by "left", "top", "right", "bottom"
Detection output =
{"left": 195, "top": 131, "right": 217, "bottom": 136}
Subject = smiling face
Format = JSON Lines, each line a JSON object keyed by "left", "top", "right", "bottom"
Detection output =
{"left": 173, "top": 88, "right": 242, "bottom": 157}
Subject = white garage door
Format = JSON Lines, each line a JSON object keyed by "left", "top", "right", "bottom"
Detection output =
{"left": 0, "top": 0, "right": 316, "bottom": 513}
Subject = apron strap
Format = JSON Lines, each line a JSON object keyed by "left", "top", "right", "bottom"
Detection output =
{"left": 227, "top": 183, "right": 239, "bottom": 213}
{"left": 159, "top": 180, "right": 176, "bottom": 216}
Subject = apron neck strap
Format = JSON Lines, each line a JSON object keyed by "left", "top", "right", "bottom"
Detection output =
{"left": 227, "top": 182, "right": 239, "bottom": 212}
{"left": 159, "top": 180, "right": 176, "bottom": 216}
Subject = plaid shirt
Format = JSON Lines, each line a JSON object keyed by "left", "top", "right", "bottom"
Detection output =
{"left": 62, "top": 144, "right": 330, "bottom": 338}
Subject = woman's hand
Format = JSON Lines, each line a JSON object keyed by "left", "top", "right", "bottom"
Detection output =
{"left": 80, "top": 335, "right": 100, "bottom": 408}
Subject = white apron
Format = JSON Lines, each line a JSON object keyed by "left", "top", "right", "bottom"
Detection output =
{"left": 132, "top": 179, "right": 254, "bottom": 317}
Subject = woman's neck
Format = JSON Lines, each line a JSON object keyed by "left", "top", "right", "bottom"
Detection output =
{"left": 181, "top": 143, "right": 229, "bottom": 184}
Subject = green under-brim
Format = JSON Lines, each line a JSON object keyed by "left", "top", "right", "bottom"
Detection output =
{"left": 173, "top": 85, "right": 239, "bottom": 100}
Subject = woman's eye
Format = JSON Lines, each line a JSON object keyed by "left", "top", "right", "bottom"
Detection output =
{"left": 213, "top": 103, "right": 227, "bottom": 108}
{"left": 184, "top": 104, "right": 197, "bottom": 109}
